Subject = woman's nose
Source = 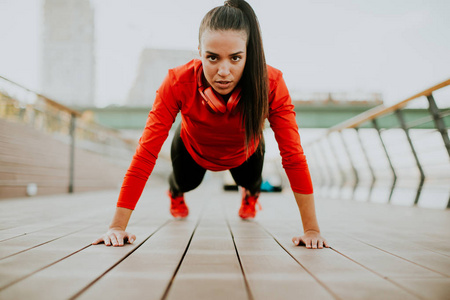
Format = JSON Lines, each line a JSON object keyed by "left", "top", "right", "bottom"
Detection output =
{"left": 217, "top": 62, "right": 231, "bottom": 77}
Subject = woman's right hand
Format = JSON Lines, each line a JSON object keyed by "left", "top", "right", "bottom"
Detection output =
{"left": 92, "top": 227, "right": 136, "bottom": 247}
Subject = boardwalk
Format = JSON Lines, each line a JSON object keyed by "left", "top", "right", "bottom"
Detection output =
{"left": 0, "top": 175, "right": 449, "bottom": 300}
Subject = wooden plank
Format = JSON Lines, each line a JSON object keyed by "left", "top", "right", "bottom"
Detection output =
{"left": 0, "top": 224, "right": 108, "bottom": 290}
{"left": 359, "top": 226, "right": 450, "bottom": 258}
{"left": 229, "top": 221, "right": 335, "bottom": 300}
{"left": 262, "top": 229, "right": 420, "bottom": 300}
{"left": 345, "top": 232, "right": 450, "bottom": 277}
{"left": 311, "top": 200, "right": 450, "bottom": 259}
{"left": 308, "top": 194, "right": 450, "bottom": 260}
{"left": 0, "top": 180, "right": 197, "bottom": 299}
{"left": 252, "top": 192, "right": 422, "bottom": 299}
{"left": 0, "top": 190, "right": 117, "bottom": 234}
{"left": 218, "top": 191, "right": 336, "bottom": 299}
{"left": 165, "top": 198, "right": 248, "bottom": 300}
{"left": 393, "top": 278, "right": 450, "bottom": 300}
{"left": 327, "top": 234, "right": 445, "bottom": 279}
{"left": 76, "top": 220, "right": 199, "bottom": 300}
{"left": 0, "top": 219, "right": 167, "bottom": 299}
{"left": 396, "top": 236, "right": 450, "bottom": 257}
{"left": 0, "top": 221, "right": 69, "bottom": 238}
{"left": 0, "top": 222, "right": 99, "bottom": 259}
{"left": 70, "top": 187, "right": 206, "bottom": 299}
{"left": 0, "top": 188, "right": 130, "bottom": 291}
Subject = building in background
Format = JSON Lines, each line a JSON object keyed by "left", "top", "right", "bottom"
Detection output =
{"left": 40, "top": 0, "right": 95, "bottom": 108}
{"left": 126, "top": 48, "right": 198, "bottom": 107}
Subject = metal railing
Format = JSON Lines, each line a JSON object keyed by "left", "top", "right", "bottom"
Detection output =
{"left": 0, "top": 75, "right": 136, "bottom": 193}
{"left": 305, "top": 79, "right": 450, "bottom": 208}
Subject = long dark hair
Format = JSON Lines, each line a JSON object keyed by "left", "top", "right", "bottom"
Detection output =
{"left": 199, "top": 0, "right": 269, "bottom": 152}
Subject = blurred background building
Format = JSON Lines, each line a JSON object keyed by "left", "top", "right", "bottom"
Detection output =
{"left": 40, "top": 0, "right": 95, "bottom": 108}
{"left": 126, "top": 48, "right": 198, "bottom": 107}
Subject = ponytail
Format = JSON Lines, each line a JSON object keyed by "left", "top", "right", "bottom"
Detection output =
{"left": 199, "top": 0, "right": 269, "bottom": 153}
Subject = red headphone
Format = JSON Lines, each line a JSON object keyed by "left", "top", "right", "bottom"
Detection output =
{"left": 197, "top": 65, "right": 241, "bottom": 114}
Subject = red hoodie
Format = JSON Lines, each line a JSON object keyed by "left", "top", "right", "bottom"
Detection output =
{"left": 117, "top": 59, "right": 313, "bottom": 210}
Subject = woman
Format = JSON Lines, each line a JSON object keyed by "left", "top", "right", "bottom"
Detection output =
{"left": 93, "top": 0, "right": 328, "bottom": 249}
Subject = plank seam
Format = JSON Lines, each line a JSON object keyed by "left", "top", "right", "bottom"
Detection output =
{"left": 69, "top": 219, "right": 172, "bottom": 300}
{"left": 0, "top": 220, "right": 100, "bottom": 242}
{"left": 159, "top": 222, "right": 199, "bottom": 300}
{"left": 0, "top": 244, "right": 91, "bottom": 291}
{"left": 340, "top": 226, "right": 450, "bottom": 258}
{"left": 413, "top": 246, "right": 450, "bottom": 258}
{"left": 344, "top": 233, "right": 450, "bottom": 277}
{"left": 0, "top": 224, "right": 100, "bottom": 261}
{"left": 224, "top": 216, "right": 254, "bottom": 300}
{"left": 160, "top": 206, "right": 206, "bottom": 300}
{"left": 0, "top": 233, "right": 26, "bottom": 243}
{"left": 258, "top": 224, "right": 342, "bottom": 300}
{"left": 330, "top": 247, "right": 425, "bottom": 300}
{"left": 0, "top": 216, "right": 149, "bottom": 259}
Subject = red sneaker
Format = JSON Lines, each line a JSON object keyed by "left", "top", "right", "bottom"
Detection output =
{"left": 168, "top": 191, "right": 189, "bottom": 218}
{"left": 238, "top": 189, "right": 262, "bottom": 219}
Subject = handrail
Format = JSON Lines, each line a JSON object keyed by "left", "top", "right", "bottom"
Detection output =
{"left": 329, "top": 78, "right": 450, "bottom": 132}
{"left": 0, "top": 75, "right": 82, "bottom": 117}
{"left": 305, "top": 78, "right": 450, "bottom": 208}
{"left": 0, "top": 75, "right": 136, "bottom": 195}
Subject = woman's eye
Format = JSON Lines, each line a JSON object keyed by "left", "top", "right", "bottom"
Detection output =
{"left": 207, "top": 56, "right": 217, "bottom": 61}
{"left": 231, "top": 56, "right": 241, "bottom": 62}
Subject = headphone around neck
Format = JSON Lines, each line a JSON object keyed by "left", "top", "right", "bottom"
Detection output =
{"left": 197, "top": 65, "right": 242, "bottom": 114}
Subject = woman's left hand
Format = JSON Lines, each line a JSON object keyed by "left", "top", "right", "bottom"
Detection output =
{"left": 292, "top": 230, "right": 329, "bottom": 249}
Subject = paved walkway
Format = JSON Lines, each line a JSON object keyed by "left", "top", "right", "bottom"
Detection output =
{"left": 0, "top": 175, "right": 449, "bottom": 299}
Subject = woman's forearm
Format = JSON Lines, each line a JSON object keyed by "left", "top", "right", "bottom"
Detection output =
{"left": 109, "top": 207, "right": 133, "bottom": 230}
{"left": 293, "top": 192, "right": 321, "bottom": 233}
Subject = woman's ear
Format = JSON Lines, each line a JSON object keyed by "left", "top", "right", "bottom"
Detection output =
{"left": 198, "top": 45, "right": 201, "bottom": 57}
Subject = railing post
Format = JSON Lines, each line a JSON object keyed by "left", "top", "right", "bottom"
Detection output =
{"left": 68, "top": 113, "right": 76, "bottom": 193}
{"left": 395, "top": 109, "right": 425, "bottom": 205}
{"left": 426, "top": 94, "right": 450, "bottom": 157}
{"left": 338, "top": 130, "right": 359, "bottom": 196}
{"left": 372, "top": 118, "right": 397, "bottom": 202}
{"left": 308, "top": 143, "right": 324, "bottom": 186}
{"left": 318, "top": 138, "right": 336, "bottom": 187}
{"left": 355, "top": 127, "right": 376, "bottom": 201}
{"left": 312, "top": 143, "right": 330, "bottom": 187}
{"left": 327, "top": 135, "right": 347, "bottom": 188}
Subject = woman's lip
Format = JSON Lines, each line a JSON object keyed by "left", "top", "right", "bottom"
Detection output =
{"left": 215, "top": 81, "right": 232, "bottom": 89}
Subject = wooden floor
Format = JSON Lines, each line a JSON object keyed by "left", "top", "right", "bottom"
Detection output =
{"left": 0, "top": 175, "right": 449, "bottom": 300}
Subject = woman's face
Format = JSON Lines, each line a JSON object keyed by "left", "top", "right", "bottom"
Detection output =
{"left": 199, "top": 30, "right": 247, "bottom": 95}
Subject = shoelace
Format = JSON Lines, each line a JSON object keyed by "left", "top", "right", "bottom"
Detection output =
{"left": 169, "top": 192, "right": 185, "bottom": 205}
{"left": 244, "top": 196, "right": 262, "bottom": 211}
{"left": 172, "top": 198, "right": 185, "bottom": 205}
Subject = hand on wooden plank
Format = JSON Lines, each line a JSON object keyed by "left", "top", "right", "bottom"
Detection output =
{"left": 92, "top": 228, "right": 136, "bottom": 247}
{"left": 292, "top": 230, "right": 329, "bottom": 249}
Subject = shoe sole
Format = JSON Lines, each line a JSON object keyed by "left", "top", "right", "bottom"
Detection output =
{"left": 170, "top": 211, "right": 189, "bottom": 218}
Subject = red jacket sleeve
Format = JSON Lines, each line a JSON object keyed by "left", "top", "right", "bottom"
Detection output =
{"left": 268, "top": 71, "right": 313, "bottom": 194}
{"left": 116, "top": 71, "right": 181, "bottom": 210}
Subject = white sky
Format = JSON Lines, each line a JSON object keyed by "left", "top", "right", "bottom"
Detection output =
{"left": 0, "top": 0, "right": 449, "bottom": 107}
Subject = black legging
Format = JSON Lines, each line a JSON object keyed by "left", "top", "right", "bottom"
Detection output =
{"left": 168, "top": 125, "right": 264, "bottom": 196}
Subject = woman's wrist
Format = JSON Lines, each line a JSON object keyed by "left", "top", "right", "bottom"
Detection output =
{"left": 108, "top": 225, "right": 126, "bottom": 231}
{"left": 304, "top": 228, "right": 321, "bottom": 234}
{"left": 109, "top": 207, "right": 133, "bottom": 231}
